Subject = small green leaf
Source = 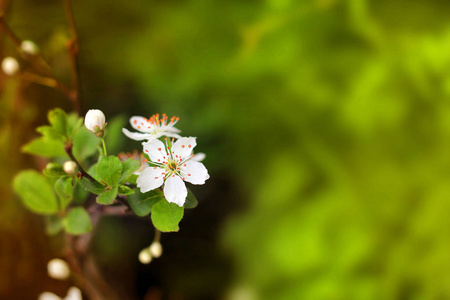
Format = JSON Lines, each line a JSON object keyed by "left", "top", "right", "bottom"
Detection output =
{"left": 43, "top": 163, "right": 66, "bottom": 178}
{"left": 22, "top": 137, "right": 67, "bottom": 158}
{"left": 45, "top": 215, "right": 63, "bottom": 236}
{"left": 185, "top": 189, "right": 199, "bottom": 209}
{"left": 55, "top": 176, "right": 74, "bottom": 210}
{"left": 48, "top": 108, "right": 68, "bottom": 137}
{"left": 127, "top": 174, "right": 138, "bottom": 185}
{"left": 63, "top": 207, "right": 92, "bottom": 235}
{"left": 13, "top": 170, "right": 59, "bottom": 214}
{"left": 79, "top": 177, "right": 105, "bottom": 194}
{"left": 96, "top": 185, "right": 118, "bottom": 205}
{"left": 66, "top": 113, "right": 83, "bottom": 138}
{"left": 73, "top": 127, "right": 100, "bottom": 160}
{"left": 118, "top": 185, "right": 134, "bottom": 195}
{"left": 128, "top": 189, "right": 164, "bottom": 216}
{"left": 36, "top": 126, "right": 64, "bottom": 140}
{"left": 151, "top": 200, "right": 184, "bottom": 232}
{"left": 119, "top": 159, "right": 141, "bottom": 184}
{"left": 97, "top": 156, "right": 122, "bottom": 186}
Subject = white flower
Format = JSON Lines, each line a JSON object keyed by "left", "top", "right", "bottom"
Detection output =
{"left": 20, "top": 40, "right": 39, "bottom": 55}
{"left": 84, "top": 109, "right": 106, "bottom": 135}
{"left": 47, "top": 258, "right": 70, "bottom": 280}
{"left": 63, "top": 161, "right": 77, "bottom": 175}
{"left": 149, "top": 241, "right": 163, "bottom": 258}
{"left": 138, "top": 247, "right": 152, "bottom": 264}
{"left": 137, "top": 137, "right": 209, "bottom": 206}
{"left": 2, "top": 57, "right": 19, "bottom": 76}
{"left": 38, "top": 292, "right": 61, "bottom": 300}
{"left": 122, "top": 114, "right": 181, "bottom": 141}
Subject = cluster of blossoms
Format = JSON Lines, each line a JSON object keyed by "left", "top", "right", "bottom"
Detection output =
{"left": 119, "top": 113, "right": 210, "bottom": 207}
{"left": 39, "top": 259, "right": 82, "bottom": 300}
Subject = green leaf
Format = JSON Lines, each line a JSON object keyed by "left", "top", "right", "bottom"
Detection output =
{"left": 66, "top": 113, "right": 83, "bottom": 138}
{"left": 96, "top": 185, "right": 118, "bottom": 205}
{"left": 128, "top": 189, "right": 164, "bottom": 216}
{"left": 36, "top": 125, "right": 64, "bottom": 140}
{"left": 73, "top": 127, "right": 100, "bottom": 160}
{"left": 185, "top": 189, "right": 199, "bottom": 209}
{"left": 22, "top": 137, "right": 67, "bottom": 158}
{"left": 97, "top": 156, "right": 122, "bottom": 186}
{"left": 79, "top": 177, "right": 105, "bottom": 194}
{"left": 48, "top": 108, "right": 68, "bottom": 137}
{"left": 104, "top": 115, "right": 127, "bottom": 154}
{"left": 43, "top": 163, "right": 66, "bottom": 178}
{"left": 118, "top": 185, "right": 134, "bottom": 195}
{"left": 13, "top": 170, "right": 59, "bottom": 214}
{"left": 119, "top": 159, "right": 141, "bottom": 184}
{"left": 151, "top": 200, "right": 184, "bottom": 232}
{"left": 63, "top": 207, "right": 92, "bottom": 235}
{"left": 127, "top": 174, "right": 138, "bottom": 185}
{"left": 45, "top": 215, "right": 63, "bottom": 236}
{"left": 55, "top": 176, "right": 74, "bottom": 210}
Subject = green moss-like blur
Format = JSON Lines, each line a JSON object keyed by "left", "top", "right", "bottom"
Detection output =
{"left": 2, "top": 0, "right": 450, "bottom": 299}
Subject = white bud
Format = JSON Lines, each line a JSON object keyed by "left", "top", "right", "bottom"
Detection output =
{"left": 38, "top": 292, "right": 61, "bottom": 300}
{"left": 138, "top": 248, "right": 152, "bottom": 264}
{"left": 2, "top": 57, "right": 19, "bottom": 76}
{"left": 63, "top": 161, "right": 77, "bottom": 175}
{"left": 149, "top": 242, "right": 163, "bottom": 258}
{"left": 47, "top": 258, "right": 70, "bottom": 280}
{"left": 20, "top": 40, "right": 39, "bottom": 55}
{"left": 84, "top": 109, "right": 106, "bottom": 135}
{"left": 65, "top": 287, "right": 82, "bottom": 300}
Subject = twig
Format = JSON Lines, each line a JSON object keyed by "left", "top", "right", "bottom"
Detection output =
{"left": 64, "top": 144, "right": 95, "bottom": 181}
{"left": 63, "top": 0, "right": 82, "bottom": 114}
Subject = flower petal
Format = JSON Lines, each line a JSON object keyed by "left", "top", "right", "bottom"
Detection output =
{"left": 143, "top": 139, "right": 167, "bottom": 163}
{"left": 164, "top": 126, "right": 181, "bottom": 133}
{"left": 172, "top": 137, "right": 196, "bottom": 161}
{"left": 191, "top": 152, "right": 206, "bottom": 162}
{"left": 136, "top": 167, "right": 165, "bottom": 193}
{"left": 122, "top": 128, "right": 157, "bottom": 141}
{"left": 164, "top": 175, "right": 187, "bottom": 207}
{"left": 181, "top": 161, "right": 209, "bottom": 185}
{"left": 164, "top": 131, "right": 182, "bottom": 139}
{"left": 130, "top": 116, "right": 154, "bottom": 133}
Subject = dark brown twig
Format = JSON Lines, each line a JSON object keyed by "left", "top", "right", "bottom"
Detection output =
{"left": 64, "top": 144, "right": 95, "bottom": 181}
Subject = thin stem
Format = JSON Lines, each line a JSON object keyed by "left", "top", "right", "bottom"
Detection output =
{"left": 64, "top": 144, "right": 95, "bottom": 181}
{"left": 153, "top": 228, "right": 161, "bottom": 243}
{"left": 63, "top": 0, "right": 82, "bottom": 114}
{"left": 100, "top": 138, "right": 107, "bottom": 156}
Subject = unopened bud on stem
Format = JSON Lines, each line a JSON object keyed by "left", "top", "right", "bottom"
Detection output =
{"left": 84, "top": 109, "right": 106, "bottom": 137}
{"left": 138, "top": 248, "right": 152, "bottom": 264}
{"left": 20, "top": 40, "right": 39, "bottom": 55}
{"left": 63, "top": 161, "right": 77, "bottom": 175}
{"left": 47, "top": 258, "right": 70, "bottom": 280}
{"left": 2, "top": 57, "right": 19, "bottom": 76}
{"left": 149, "top": 241, "right": 163, "bottom": 258}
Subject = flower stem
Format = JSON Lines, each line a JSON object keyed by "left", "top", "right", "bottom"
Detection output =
{"left": 100, "top": 138, "right": 107, "bottom": 156}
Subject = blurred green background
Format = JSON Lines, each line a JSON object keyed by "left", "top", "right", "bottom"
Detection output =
{"left": 2, "top": 0, "right": 450, "bottom": 299}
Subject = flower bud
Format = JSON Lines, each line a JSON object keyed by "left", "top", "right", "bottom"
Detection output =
{"left": 20, "top": 40, "right": 39, "bottom": 55}
{"left": 65, "top": 287, "right": 82, "bottom": 300}
{"left": 38, "top": 292, "right": 61, "bottom": 300}
{"left": 2, "top": 57, "right": 19, "bottom": 76}
{"left": 63, "top": 161, "right": 77, "bottom": 175}
{"left": 149, "top": 242, "right": 163, "bottom": 258}
{"left": 138, "top": 248, "right": 152, "bottom": 264}
{"left": 47, "top": 258, "right": 70, "bottom": 280}
{"left": 84, "top": 109, "right": 106, "bottom": 137}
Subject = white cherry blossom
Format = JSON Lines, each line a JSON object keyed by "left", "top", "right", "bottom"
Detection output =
{"left": 122, "top": 114, "right": 181, "bottom": 141}
{"left": 137, "top": 137, "right": 209, "bottom": 206}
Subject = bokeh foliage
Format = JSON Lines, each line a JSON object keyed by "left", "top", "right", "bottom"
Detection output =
{"left": 2, "top": 0, "right": 450, "bottom": 299}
